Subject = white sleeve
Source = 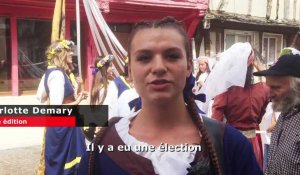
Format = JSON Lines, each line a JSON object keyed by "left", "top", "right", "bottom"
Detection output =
{"left": 116, "top": 88, "right": 139, "bottom": 117}
{"left": 36, "top": 74, "right": 47, "bottom": 103}
{"left": 103, "top": 81, "right": 119, "bottom": 119}
{"left": 262, "top": 103, "right": 274, "bottom": 144}
{"left": 274, "top": 112, "right": 281, "bottom": 121}
{"left": 47, "top": 71, "right": 65, "bottom": 105}
{"left": 206, "top": 99, "right": 214, "bottom": 118}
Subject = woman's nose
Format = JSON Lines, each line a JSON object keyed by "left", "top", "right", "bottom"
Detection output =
{"left": 151, "top": 56, "right": 167, "bottom": 75}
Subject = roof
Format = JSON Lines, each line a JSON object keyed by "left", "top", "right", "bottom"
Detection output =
{"left": 101, "top": 0, "right": 207, "bottom": 22}
{"left": 208, "top": 11, "right": 300, "bottom": 28}
{"left": 0, "top": 0, "right": 208, "bottom": 21}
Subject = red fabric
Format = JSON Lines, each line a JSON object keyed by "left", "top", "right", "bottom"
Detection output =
{"left": 212, "top": 83, "right": 269, "bottom": 130}
{"left": 249, "top": 135, "right": 263, "bottom": 170}
{"left": 212, "top": 82, "right": 269, "bottom": 169}
{"left": 255, "top": 125, "right": 263, "bottom": 169}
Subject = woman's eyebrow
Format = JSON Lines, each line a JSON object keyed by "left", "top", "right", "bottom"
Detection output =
{"left": 134, "top": 49, "right": 152, "bottom": 55}
{"left": 164, "top": 47, "right": 182, "bottom": 52}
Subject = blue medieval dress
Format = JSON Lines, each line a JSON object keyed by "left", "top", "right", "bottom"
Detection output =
{"left": 37, "top": 68, "right": 86, "bottom": 175}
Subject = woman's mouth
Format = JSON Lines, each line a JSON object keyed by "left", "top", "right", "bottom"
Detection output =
{"left": 149, "top": 79, "right": 171, "bottom": 90}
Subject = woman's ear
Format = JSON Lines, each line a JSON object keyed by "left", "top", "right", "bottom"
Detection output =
{"left": 187, "top": 60, "right": 193, "bottom": 77}
{"left": 128, "top": 64, "right": 133, "bottom": 81}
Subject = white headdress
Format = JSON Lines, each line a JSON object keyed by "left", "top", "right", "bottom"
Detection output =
{"left": 198, "top": 42, "right": 252, "bottom": 113}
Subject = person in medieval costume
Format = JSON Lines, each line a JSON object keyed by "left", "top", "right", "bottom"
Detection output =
{"left": 83, "top": 55, "right": 115, "bottom": 141}
{"left": 89, "top": 55, "right": 115, "bottom": 106}
{"left": 253, "top": 54, "right": 300, "bottom": 175}
{"left": 210, "top": 42, "right": 269, "bottom": 170}
{"left": 78, "top": 16, "right": 262, "bottom": 175}
{"left": 193, "top": 56, "right": 211, "bottom": 91}
{"left": 105, "top": 57, "right": 134, "bottom": 118}
{"left": 36, "top": 40, "right": 88, "bottom": 175}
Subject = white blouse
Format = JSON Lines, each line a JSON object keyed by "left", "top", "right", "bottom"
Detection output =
{"left": 103, "top": 81, "right": 119, "bottom": 119}
{"left": 115, "top": 112, "right": 197, "bottom": 175}
{"left": 36, "top": 71, "right": 65, "bottom": 105}
{"left": 36, "top": 70, "right": 79, "bottom": 105}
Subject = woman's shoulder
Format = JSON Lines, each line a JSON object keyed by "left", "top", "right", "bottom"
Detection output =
{"left": 78, "top": 116, "right": 154, "bottom": 175}
{"left": 223, "top": 124, "right": 249, "bottom": 144}
{"left": 47, "top": 69, "right": 65, "bottom": 80}
{"left": 201, "top": 118, "right": 248, "bottom": 147}
{"left": 223, "top": 124, "right": 263, "bottom": 175}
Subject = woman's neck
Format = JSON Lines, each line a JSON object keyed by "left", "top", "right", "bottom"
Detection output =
{"left": 134, "top": 97, "right": 190, "bottom": 127}
{"left": 129, "top": 96, "right": 200, "bottom": 146}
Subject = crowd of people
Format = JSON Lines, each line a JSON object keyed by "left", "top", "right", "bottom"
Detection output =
{"left": 35, "top": 16, "right": 300, "bottom": 175}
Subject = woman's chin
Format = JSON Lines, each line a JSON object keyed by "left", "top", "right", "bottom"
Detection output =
{"left": 148, "top": 94, "right": 178, "bottom": 105}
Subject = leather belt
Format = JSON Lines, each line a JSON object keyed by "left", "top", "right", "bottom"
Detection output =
{"left": 239, "top": 129, "right": 256, "bottom": 139}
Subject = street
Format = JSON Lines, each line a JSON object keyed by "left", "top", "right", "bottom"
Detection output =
{"left": 0, "top": 145, "right": 41, "bottom": 175}
{"left": 0, "top": 95, "right": 43, "bottom": 174}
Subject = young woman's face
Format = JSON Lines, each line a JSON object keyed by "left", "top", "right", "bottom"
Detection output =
{"left": 66, "top": 50, "right": 74, "bottom": 64}
{"left": 106, "top": 65, "right": 115, "bottom": 80}
{"left": 128, "top": 28, "right": 192, "bottom": 104}
{"left": 199, "top": 60, "right": 208, "bottom": 73}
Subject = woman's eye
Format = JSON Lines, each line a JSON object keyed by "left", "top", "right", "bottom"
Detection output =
{"left": 166, "top": 52, "right": 181, "bottom": 60}
{"left": 136, "top": 54, "right": 151, "bottom": 62}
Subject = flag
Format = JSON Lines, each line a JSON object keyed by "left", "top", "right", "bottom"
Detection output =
{"left": 51, "top": 0, "right": 66, "bottom": 42}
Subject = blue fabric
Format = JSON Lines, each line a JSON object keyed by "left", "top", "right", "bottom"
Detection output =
{"left": 78, "top": 151, "right": 129, "bottom": 175}
{"left": 44, "top": 68, "right": 74, "bottom": 98}
{"left": 223, "top": 125, "right": 263, "bottom": 175}
{"left": 128, "top": 96, "right": 205, "bottom": 114}
{"left": 128, "top": 97, "right": 142, "bottom": 111}
{"left": 183, "top": 74, "right": 206, "bottom": 103}
{"left": 45, "top": 127, "right": 86, "bottom": 175}
{"left": 113, "top": 76, "right": 130, "bottom": 97}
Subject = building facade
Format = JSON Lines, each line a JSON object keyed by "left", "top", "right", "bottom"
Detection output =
{"left": 198, "top": 0, "right": 300, "bottom": 67}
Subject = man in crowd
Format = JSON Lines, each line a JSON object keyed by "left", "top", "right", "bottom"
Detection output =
{"left": 253, "top": 54, "right": 300, "bottom": 175}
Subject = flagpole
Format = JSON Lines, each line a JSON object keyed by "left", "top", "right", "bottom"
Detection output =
{"left": 76, "top": 0, "right": 82, "bottom": 78}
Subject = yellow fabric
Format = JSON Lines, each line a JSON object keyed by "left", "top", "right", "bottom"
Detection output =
{"left": 239, "top": 129, "right": 256, "bottom": 139}
{"left": 51, "top": 0, "right": 65, "bottom": 42}
{"left": 120, "top": 76, "right": 132, "bottom": 88}
{"left": 60, "top": 0, "right": 66, "bottom": 40}
{"left": 38, "top": 1, "right": 74, "bottom": 170}
{"left": 36, "top": 98, "right": 51, "bottom": 175}
{"left": 64, "top": 157, "right": 82, "bottom": 169}
{"left": 83, "top": 126, "right": 89, "bottom": 131}
{"left": 68, "top": 72, "right": 76, "bottom": 87}
{"left": 47, "top": 65, "right": 57, "bottom": 69}
{"left": 35, "top": 128, "right": 46, "bottom": 175}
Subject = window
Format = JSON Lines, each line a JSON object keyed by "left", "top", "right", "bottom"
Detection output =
{"left": 17, "top": 19, "right": 51, "bottom": 93}
{"left": 224, "top": 30, "right": 253, "bottom": 50}
{"left": 262, "top": 33, "right": 283, "bottom": 65}
{"left": 0, "top": 17, "right": 11, "bottom": 94}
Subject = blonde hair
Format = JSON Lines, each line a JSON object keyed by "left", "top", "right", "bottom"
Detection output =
{"left": 90, "top": 57, "right": 110, "bottom": 105}
{"left": 46, "top": 40, "right": 74, "bottom": 73}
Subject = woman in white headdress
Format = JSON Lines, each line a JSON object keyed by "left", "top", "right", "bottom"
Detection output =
{"left": 198, "top": 42, "right": 269, "bottom": 170}
{"left": 197, "top": 42, "right": 255, "bottom": 113}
